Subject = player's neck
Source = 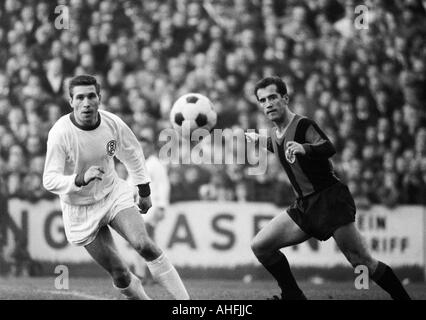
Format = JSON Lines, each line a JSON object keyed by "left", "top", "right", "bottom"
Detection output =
{"left": 275, "top": 112, "right": 295, "bottom": 134}
{"left": 70, "top": 112, "right": 101, "bottom": 131}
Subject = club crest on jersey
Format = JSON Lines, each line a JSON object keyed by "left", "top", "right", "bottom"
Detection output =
{"left": 106, "top": 140, "right": 117, "bottom": 156}
{"left": 285, "top": 148, "right": 296, "bottom": 164}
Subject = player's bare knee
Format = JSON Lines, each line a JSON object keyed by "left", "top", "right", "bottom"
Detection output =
{"left": 134, "top": 239, "right": 159, "bottom": 260}
{"left": 110, "top": 267, "right": 131, "bottom": 287}
{"left": 349, "top": 258, "right": 362, "bottom": 269}
{"left": 345, "top": 250, "right": 373, "bottom": 270}
{"left": 250, "top": 237, "right": 261, "bottom": 256}
{"left": 358, "top": 254, "right": 376, "bottom": 272}
{"left": 133, "top": 241, "right": 151, "bottom": 256}
{"left": 354, "top": 250, "right": 373, "bottom": 269}
{"left": 251, "top": 237, "right": 269, "bottom": 258}
{"left": 341, "top": 249, "right": 360, "bottom": 268}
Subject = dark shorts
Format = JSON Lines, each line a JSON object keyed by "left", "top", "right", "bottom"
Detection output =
{"left": 286, "top": 181, "right": 356, "bottom": 241}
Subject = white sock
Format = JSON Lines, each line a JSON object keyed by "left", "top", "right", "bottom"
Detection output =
{"left": 114, "top": 273, "right": 151, "bottom": 300}
{"left": 147, "top": 253, "right": 190, "bottom": 300}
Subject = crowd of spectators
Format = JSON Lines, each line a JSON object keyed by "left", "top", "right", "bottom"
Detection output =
{"left": 0, "top": 0, "right": 425, "bottom": 209}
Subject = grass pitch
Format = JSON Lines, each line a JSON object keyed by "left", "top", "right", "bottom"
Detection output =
{"left": 0, "top": 277, "right": 425, "bottom": 300}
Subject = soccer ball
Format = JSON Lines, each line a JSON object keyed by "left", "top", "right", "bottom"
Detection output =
{"left": 170, "top": 93, "right": 217, "bottom": 139}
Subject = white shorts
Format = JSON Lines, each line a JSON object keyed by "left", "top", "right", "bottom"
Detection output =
{"left": 60, "top": 179, "right": 137, "bottom": 246}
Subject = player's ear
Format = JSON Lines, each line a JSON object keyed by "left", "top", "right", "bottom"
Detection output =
{"left": 69, "top": 96, "right": 74, "bottom": 108}
{"left": 283, "top": 94, "right": 289, "bottom": 104}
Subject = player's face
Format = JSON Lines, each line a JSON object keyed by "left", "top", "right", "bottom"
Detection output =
{"left": 70, "top": 85, "right": 100, "bottom": 126}
{"left": 257, "top": 84, "right": 288, "bottom": 123}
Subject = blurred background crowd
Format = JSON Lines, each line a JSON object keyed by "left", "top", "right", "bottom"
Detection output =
{"left": 0, "top": 0, "right": 425, "bottom": 209}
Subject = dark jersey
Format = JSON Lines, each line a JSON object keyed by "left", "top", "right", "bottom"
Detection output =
{"left": 267, "top": 114, "right": 339, "bottom": 199}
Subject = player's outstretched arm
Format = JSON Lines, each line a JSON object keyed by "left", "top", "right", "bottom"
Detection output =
{"left": 301, "top": 122, "right": 336, "bottom": 158}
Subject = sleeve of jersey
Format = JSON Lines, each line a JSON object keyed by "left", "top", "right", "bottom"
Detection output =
{"left": 115, "top": 118, "right": 151, "bottom": 186}
{"left": 42, "top": 131, "right": 82, "bottom": 195}
{"left": 302, "top": 122, "right": 336, "bottom": 159}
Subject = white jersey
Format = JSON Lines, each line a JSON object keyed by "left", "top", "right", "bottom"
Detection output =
{"left": 43, "top": 109, "right": 151, "bottom": 206}
{"left": 145, "top": 155, "right": 170, "bottom": 208}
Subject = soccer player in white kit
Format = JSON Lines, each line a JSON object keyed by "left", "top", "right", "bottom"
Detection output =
{"left": 43, "top": 75, "right": 189, "bottom": 300}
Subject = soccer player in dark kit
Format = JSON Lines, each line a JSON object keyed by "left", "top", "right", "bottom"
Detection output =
{"left": 245, "top": 76, "right": 411, "bottom": 300}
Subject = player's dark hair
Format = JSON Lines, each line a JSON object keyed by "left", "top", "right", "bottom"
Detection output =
{"left": 254, "top": 76, "right": 288, "bottom": 100}
{"left": 69, "top": 74, "right": 101, "bottom": 98}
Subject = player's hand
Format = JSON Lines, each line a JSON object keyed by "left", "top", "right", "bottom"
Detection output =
{"left": 244, "top": 132, "right": 259, "bottom": 143}
{"left": 83, "top": 166, "right": 105, "bottom": 184}
{"left": 138, "top": 195, "right": 152, "bottom": 214}
{"left": 286, "top": 141, "right": 306, "bottom": 156}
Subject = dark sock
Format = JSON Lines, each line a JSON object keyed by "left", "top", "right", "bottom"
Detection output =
{"left": 259, "top": 251, "right": 305, "bottom": 299}
{"left": 371, "top": 261, "right": 411, "bottom": 300}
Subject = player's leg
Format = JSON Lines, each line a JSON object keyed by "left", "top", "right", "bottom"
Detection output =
{"left": 251, "top": 211, "right": 310, "bottom": 299}
{"left": 133, "top": 222, "right": 155, "bottom": 284}
{"left": 333, "top": 222, "right": 411, "bottom": 300}
{"left": 84, "top": 226, "right": 151, "bottom": 300}
{"left": 110, "top": 207, "right": 190, "bottom": 300}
